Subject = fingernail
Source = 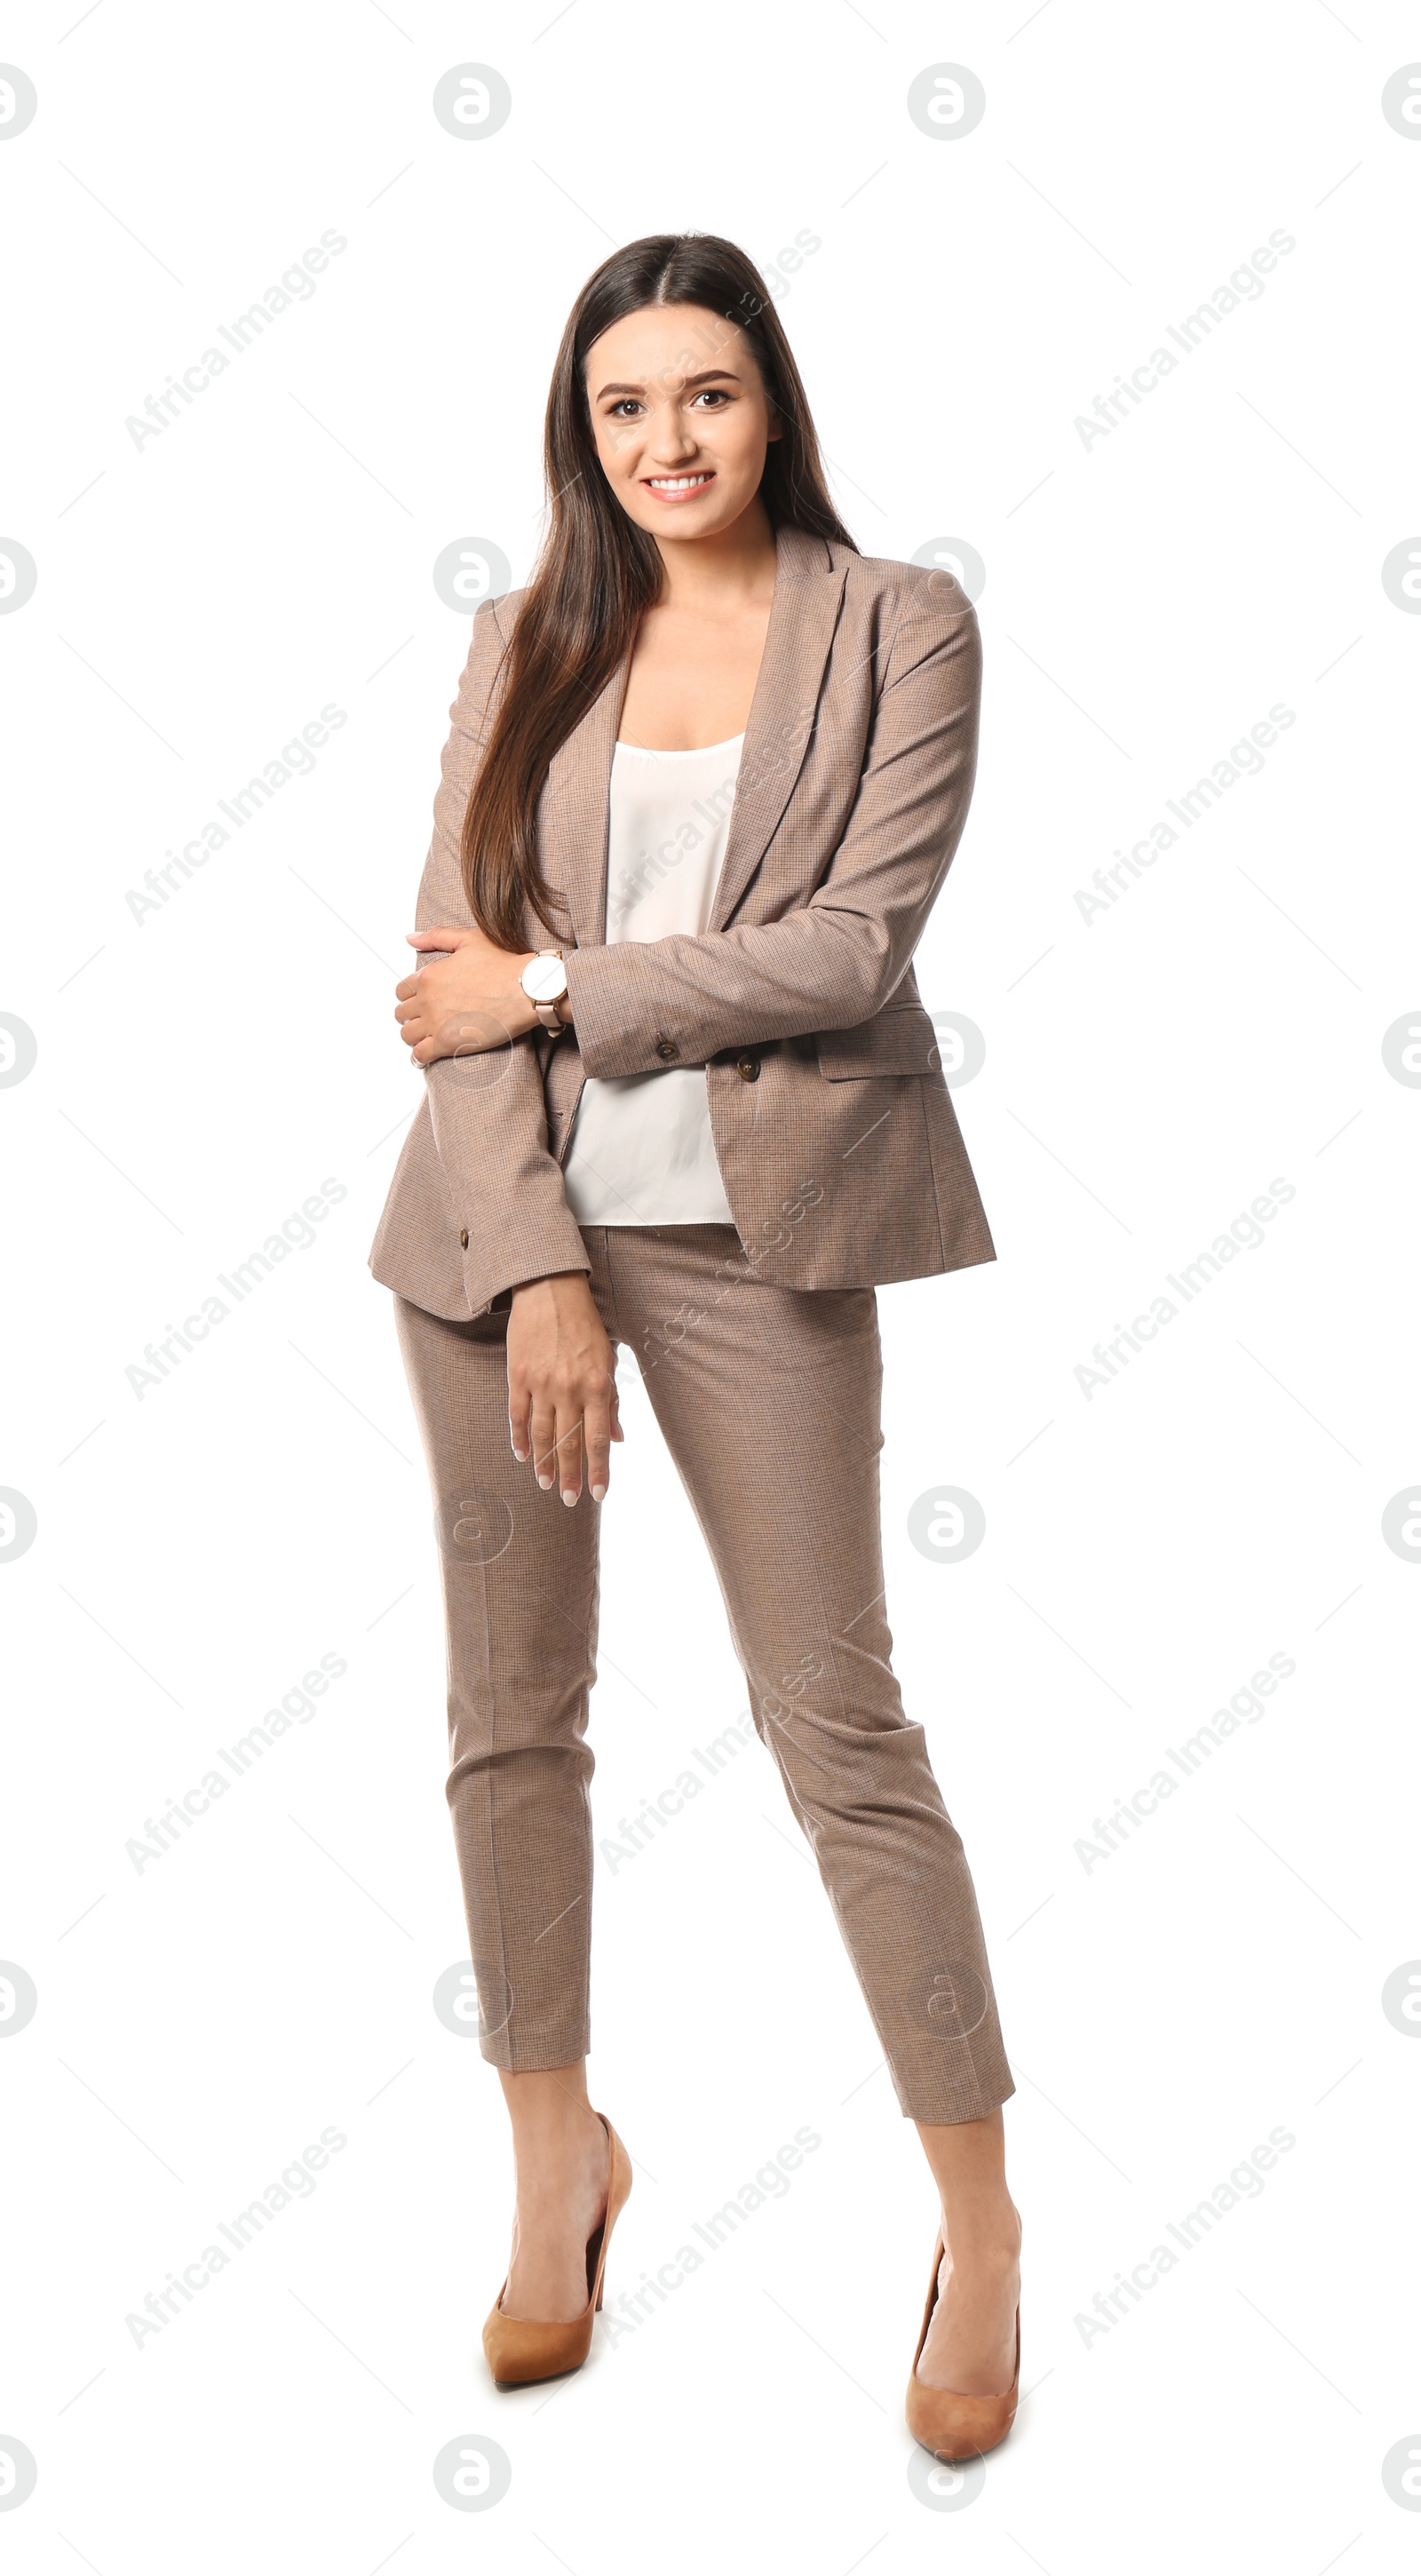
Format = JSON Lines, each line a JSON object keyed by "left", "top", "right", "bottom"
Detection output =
{"left": 512, "top": 1444, "right": 528, "bottom": 1461}
{"left": 561, "top": 1489, "right": 578, "bottom": 1507}
{"left": 537, "top": 1474, "right": 553, "bottom": 1490}
{"left": 591, "top": 1483, "right": 607, "bottom": 1502}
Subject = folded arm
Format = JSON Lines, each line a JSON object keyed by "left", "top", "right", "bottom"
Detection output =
{"left": 563, "top": 583, "right": 981, "bottom": 1077}
{"left": 414, "top": 600, "right": 591, "bottom": 1296}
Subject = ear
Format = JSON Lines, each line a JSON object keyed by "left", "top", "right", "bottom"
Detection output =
{"left": 765, "top": 407, "right": 784, "bottom": 443}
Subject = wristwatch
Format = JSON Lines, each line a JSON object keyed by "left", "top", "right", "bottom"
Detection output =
{"left": 519, "top": 950, "right": 569, "bottom": 1035}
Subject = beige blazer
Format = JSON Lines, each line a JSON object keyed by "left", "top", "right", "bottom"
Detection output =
{"left": 369, "top": 522, "right": 996, "bottom": 1320}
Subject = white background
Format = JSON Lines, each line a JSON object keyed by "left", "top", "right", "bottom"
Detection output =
{"left": 3, "top": 1, "right": 1419, "bottom": 2565}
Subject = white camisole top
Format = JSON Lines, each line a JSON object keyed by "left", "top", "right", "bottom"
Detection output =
{"left": 560, "top": 733, "right": 745, "bottom": 1227}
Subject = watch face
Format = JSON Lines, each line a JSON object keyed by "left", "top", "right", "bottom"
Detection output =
{"left": 523, "top": 954, "right": 567, "bottom": 1003}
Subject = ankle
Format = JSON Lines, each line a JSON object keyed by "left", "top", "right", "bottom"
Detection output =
{"left": 517, "top": 2153, "right": 603, "bottom": 2198}
{"left": 497, "top": 2065, "right": 595, "bottom": 2137}
{"left": 940, "top": 2199, "right": 1021, "bottom": 2264}
{"left": 512, "top": 2117, "right": 606, "bottom": 2194}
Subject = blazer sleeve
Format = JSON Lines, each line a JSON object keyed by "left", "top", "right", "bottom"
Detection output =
{"left": 417, "top": 600, "right": 592, "bottom": 1299}
{"left": 562, "top": 581, "right": 982, "bottom": 1077}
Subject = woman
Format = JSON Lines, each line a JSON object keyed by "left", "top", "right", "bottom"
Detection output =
{"left": 369, "top": 233, "right": 1022, "bottom": 2462}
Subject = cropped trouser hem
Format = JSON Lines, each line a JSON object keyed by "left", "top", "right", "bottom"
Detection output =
{"left": 472, "top": 2049, "right": 1012, "bottom": 2127}
{"left": 394, "top": 1222, "right": 1013, "bottom": 2129}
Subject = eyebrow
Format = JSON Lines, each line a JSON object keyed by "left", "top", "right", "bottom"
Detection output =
{"left": 592, "top": 368, "right": 743, "bottom": 401}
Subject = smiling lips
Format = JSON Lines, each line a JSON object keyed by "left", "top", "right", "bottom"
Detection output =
{"left": 643, "top": 472, "right": 716, "bottom": 503}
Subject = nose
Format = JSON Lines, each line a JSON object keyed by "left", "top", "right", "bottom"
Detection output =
{"left": 646, "top": 395, "right": 701, "bottom": 466}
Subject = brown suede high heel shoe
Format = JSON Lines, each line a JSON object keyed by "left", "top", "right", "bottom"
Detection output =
{"left": 482, "top": 2113, "right": 632, "bottom": 2389}
{"left": 904, "top": 2233, "right": 1020, "bottom": 2463}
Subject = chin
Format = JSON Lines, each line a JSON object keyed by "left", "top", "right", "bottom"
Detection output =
{"left": 629, "top": 495, "right": 746, "bottom": 537}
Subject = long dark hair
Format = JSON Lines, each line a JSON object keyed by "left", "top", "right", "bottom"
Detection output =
{"left": 460, "top": 232, "right": 857, "bottom": 948}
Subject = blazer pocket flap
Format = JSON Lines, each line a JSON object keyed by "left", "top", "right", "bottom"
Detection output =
{"left": 814, "top": 1001, "right": 941, "bottom": 1080}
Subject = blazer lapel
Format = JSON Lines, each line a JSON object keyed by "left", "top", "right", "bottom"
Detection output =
{"left": 537, "top": 521, "right": 847, "bottom": 950}
{"left": 538, "top": 655, "right": 631, "bottom": 953}
{"left": 710, "top": 525, "right": 847, "bottom": 930}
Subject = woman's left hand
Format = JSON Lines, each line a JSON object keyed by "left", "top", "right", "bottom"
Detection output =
{"left": 395, "top": 925, "right": 539, "bottom": 1063}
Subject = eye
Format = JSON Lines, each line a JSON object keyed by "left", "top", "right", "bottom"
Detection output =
{"left": 607, "top": 398, "right": 642, "bottom": 419}
{"left": 693, "top": 388, "right": 731, "bottom": 408}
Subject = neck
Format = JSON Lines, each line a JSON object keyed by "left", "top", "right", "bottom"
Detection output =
{"left": 650, "top": 498, "right": 778, "bottom": 614}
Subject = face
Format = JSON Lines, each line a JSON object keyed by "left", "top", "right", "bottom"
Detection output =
{"left": 583, "top": 303, "right": 782, "bottom": 542}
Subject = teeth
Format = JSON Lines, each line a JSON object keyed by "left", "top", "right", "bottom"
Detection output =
{"left": 648, "top": 474, "right": 710, "bottom": 490}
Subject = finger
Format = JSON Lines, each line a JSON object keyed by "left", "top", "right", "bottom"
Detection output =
{"left": 395, "top": 974, "right": 419, "bottom": 1001}
{"left": 508, "top": 1372, "right": 532, "bottom": 1465}
{"left": 555, "top": 1394, "right": 584, "bottom": 1506}
{"left": 583, "top": 1384, "right": 613, "bottom": 1501}
{"left": 407, "top": 926, "right": 470, "bottom": 950}
{"left": 528, "top": 1388, "right": 557, "bottom": 1491}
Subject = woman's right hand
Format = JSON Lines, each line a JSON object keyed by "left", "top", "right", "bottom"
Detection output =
{"left": 507, "top": 1272, "right": 623, "bottom": 1506}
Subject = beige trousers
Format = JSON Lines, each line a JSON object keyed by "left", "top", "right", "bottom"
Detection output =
{"left": 394, "top": 1223, "right": 1013, "bottom": 2124}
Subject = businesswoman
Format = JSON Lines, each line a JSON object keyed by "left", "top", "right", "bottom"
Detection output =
{"left": 370, "top": 233, "right": 1021, "bottom": 2461}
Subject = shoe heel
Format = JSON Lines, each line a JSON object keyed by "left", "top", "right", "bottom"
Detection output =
{"left": 481, "top": 2111, "right": 631, "bottom": 2389}
{"left": 904, "top": 2232, "right": 1021, "bottom": 2464}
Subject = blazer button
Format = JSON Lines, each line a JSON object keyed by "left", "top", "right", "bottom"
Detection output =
{"left": 655, "top": 1036, "right": 679, "bottom": 1061}
{"left": 458, "top": 1228, "right": 469, "bottom": 1250}
{"left": 735, "top": 1053, "right": 760, "bottom": 1083}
